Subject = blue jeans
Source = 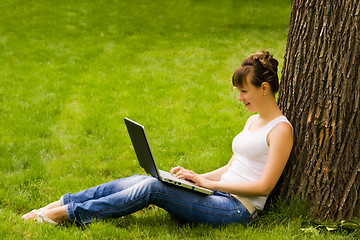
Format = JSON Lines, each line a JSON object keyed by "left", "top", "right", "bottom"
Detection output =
{"left": 61, "top": 175, "right": 253, "bottom": 226}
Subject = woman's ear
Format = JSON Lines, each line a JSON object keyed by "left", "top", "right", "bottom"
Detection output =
{"left": 261, "top": 82, "right": 270, "bottom": 96}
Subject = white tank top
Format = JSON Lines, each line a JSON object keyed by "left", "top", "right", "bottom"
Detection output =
{"left": 220, "top": 114, "right": 292, "bottom": 210}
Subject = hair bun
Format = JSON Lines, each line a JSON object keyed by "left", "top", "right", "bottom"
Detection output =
{"left": 269, "top": 58, "right": 278, "bottom": 72}
{"left": 251, "top": 51, "right": 278, "bottom": 73}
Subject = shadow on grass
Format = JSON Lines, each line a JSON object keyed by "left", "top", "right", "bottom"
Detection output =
{"left": 256, "top": 195, "right": 360, "bottom": 239}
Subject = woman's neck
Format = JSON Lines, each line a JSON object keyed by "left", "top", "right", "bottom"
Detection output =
{"left": 257, "top": 96, "right": 283, "bottom": 121}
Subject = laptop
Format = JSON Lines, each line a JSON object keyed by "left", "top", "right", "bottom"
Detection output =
{"left": 124, "top": 117, "right": 213, "bottom": 195}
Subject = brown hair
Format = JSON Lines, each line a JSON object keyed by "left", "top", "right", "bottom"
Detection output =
{"left": 232, "top": 51, "right": 279, "bottom": 93}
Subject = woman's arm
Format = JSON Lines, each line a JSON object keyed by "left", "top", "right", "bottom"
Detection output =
{"left": 176, "top": 122, "right": 293, "bottom": 196}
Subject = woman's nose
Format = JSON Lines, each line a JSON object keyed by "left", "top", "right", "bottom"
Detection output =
{"left": 238, "top": 93, "right": 244, "bottom": 101}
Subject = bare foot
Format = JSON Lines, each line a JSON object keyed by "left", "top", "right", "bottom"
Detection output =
{"left": 21, "top": 201, "right": 62, "bottom": 221}
{"left": 45, "top": 206, "right": 69, "bottom": 223}
{"left": 21, "top": 209, "right": 62, "bottom": 224}
{"left": 21, "top": 209, "right": 43, "bottom": 221}
{"left": 22, "top": 205, "right": 68, "bottom": 224}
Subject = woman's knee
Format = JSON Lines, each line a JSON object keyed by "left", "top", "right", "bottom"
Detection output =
{"left": 136, "top": 177, "right": 164, "bottom": 193}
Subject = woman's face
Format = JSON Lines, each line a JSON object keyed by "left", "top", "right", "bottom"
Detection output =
{"left": 236, "top": 74, "right": 265, "bottom": 112}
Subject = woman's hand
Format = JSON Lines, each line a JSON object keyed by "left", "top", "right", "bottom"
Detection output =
{"left": 170, "top": 166, "right": 185, "bottom": 175}
{"left": 172, "top": 167, "right": 216, "bottom": 190}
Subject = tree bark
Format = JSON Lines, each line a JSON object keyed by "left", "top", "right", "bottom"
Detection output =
{"left": 277, "top": 0, "right": 360, "bottom": 220}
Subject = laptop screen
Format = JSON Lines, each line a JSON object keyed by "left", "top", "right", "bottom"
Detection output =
{"left": 124, "top": 118, "right": 160, "bottom": 178}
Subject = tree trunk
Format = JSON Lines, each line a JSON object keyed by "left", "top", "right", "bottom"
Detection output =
{"left": 277, "top": 0, "right": 360, "bottom": 220}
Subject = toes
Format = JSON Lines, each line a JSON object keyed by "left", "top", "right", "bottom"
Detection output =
{"left": 21, "top": 212, "right": 37, "bottom": 220}
{"left": 22, "top": 209, "right": 42, "bottom": 221}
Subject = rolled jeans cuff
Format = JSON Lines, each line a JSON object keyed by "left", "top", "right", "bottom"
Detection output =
{"left": 60, "top": 193, "right": 73, "bottom": 223}
{"left": 60, "top": 193, "right": 71, "bottom": 205}
{"left": 65, "top": 202, "right": 78, "bottom": 225}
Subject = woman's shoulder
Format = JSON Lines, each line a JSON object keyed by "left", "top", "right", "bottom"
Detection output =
{"left": 276, "top": 116, "right": 293, "bottom": 132}
{"left": 244, "top": 114, "right": 258, "bottom": 128}
{"left": 268, "top": 120, "right": 294, "bottom": 142}
{"left": 246, "top": 114, "right": 259, "bottom": 123}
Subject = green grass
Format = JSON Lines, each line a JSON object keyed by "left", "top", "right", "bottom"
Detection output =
{"left": 0, "top": 0, "right": 358, "bottom": 239}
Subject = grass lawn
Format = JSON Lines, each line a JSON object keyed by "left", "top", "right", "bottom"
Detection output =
{"left": 0, "top": 0, "right": 358, "bottom": 239}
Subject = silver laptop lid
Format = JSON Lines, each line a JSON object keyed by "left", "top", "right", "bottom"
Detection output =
{"left": 124, "top": 117, "right": 160, "bottom": 178}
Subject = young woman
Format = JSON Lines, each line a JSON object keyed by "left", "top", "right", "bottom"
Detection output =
{"left": 22, "top": 51, "right": 293, "bottom": 226}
